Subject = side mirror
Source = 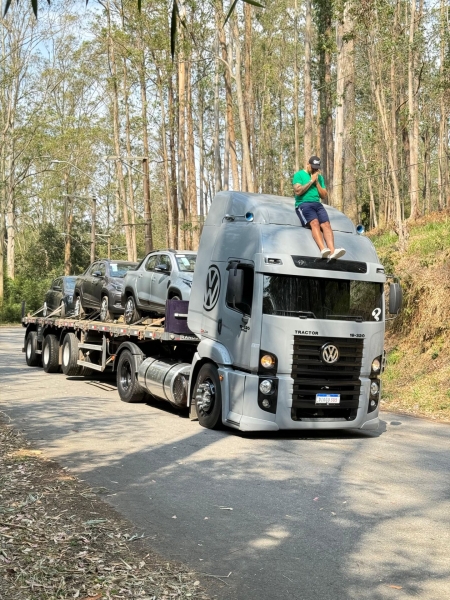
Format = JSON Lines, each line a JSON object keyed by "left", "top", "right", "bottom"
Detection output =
{"left": 155, "top": 263, "right": 169, "bottom": 272}
{"left": 93, "top": 271, "right": 102, "bottom": 278}
{"left": 54, "top": 286, "right": 62, "bottom": 291}
{"left": 389, "top": 282, "right": 402, "bottom": 314}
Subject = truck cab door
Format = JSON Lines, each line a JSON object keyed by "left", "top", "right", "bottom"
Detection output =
{"left": 220, "top": 262, "right": 255, "bottom": 372}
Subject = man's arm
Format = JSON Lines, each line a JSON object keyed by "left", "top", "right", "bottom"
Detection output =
{"left": 293, "top": 171, "right": 319, "bottom": 197}
{"left": 316, "top": 178, "right": 328, "bottom": 200}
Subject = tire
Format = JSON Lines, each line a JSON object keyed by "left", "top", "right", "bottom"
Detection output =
{"left": 116, "top": 349, "right": 146, "bottom": 403}
{"left": 60, "top": 301, "right": 66, "bottom": 318}
{"left": 74, "top": 295, "right": 84, "bottom": 318}
{"left": 25, "top": 331, "right": 41, "bottom": 367}
{"left": 61, "top": 333, "right": 82, "bottom": 376}
{"left": 170, "top": 294, "right": 181, "bottom": 301}
{"left": 194, "top": 363, "right": 223, "bottom": 429}
{"left": 124, "top": 295, "right": 141, "bottom": 325}
{"left": 42, "top": 334, "right": 60, "bottom": 373}
{"left": 100, "top": 295, "right": 114, "bottom": 322}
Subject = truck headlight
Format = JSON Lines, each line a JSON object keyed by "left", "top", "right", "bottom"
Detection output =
{"left": 259, "top": 379, "right": 273, "bottom": 394}
{"left": 370, "top": 381, "right": 379, "bottom": 396}
{"left": 260, "top": 354, "right": 275, "bottom": 369}
{"left": 371, "top": 358, "right": 381, "bottom": 373}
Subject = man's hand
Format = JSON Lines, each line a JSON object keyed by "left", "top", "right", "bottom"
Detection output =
{"left": 310, "top": 171, "right": 319, "bottom": 183}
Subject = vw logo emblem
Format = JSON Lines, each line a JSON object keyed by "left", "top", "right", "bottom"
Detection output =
{"left": 203, "top": 265, "right": 221, "bottom": 311}
{"left": 321, "top": 343, "right": 339, "bottom": 364}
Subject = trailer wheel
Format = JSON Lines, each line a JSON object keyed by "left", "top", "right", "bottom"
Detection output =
{"left": 194, "top": 364, "right": 223, "bottom": 429}
{"left": 25, "top": 331, "right": 41, "bottom": 367}
{"left": 124, "top": 295, "right": 141, "bottom": 325}
{"left": 61, "top": 333, "right": 82, "bottom": 376}
{"left": 42, "top": 334, "right": 60, "bottom": 373}
{"left": 116, "top": 349, "right": 146, "bottom": 403}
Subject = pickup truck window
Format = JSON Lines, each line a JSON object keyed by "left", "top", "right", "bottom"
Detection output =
{"left": 263, "top": 275, "right": 383, "bottom": 322}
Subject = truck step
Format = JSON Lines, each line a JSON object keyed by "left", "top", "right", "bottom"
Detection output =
{"left": 78, "top": 343, "right": 103, "bottom": 351}
{"left": 77, "top": 360, "right": 104, "bottom": 372}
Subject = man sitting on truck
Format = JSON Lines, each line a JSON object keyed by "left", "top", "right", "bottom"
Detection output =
{"left": 292, "top": 156, "right": 346, "bottom": 259}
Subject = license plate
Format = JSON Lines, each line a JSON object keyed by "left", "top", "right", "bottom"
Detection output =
{"left": 315, "top": 393, "right": 340, "bottom": 405}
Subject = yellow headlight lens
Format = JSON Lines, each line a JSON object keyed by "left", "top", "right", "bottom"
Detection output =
{"left": 261, "top": 354, "right": 275, "bottom": 369}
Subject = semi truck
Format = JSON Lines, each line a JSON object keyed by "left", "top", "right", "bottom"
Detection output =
{"left": 22, "top": 192, "right": 402, "bottom": 432}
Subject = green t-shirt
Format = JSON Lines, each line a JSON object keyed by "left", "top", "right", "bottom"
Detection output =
{"left": 292, "top": 170, "right": 326, "bottom": 207}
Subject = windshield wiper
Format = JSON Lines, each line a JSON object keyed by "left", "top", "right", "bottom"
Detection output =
{"left": 271, "top": 310, "right": 316, "bottom": 318}
{"left": 326, "top": 314, "right": 363, "bottom": 322}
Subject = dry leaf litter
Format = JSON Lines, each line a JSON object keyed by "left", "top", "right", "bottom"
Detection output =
{"left": 0, "top": 419, "right": 209, "bottom": 600}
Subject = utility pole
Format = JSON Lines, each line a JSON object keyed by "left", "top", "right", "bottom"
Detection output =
{"left": 91, "top": 196, "right": 96, "bottom": 264}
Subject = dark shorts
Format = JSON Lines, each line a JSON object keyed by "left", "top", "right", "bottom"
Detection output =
{"left": 295, "top": 202, "right": 329, "bottom": 227}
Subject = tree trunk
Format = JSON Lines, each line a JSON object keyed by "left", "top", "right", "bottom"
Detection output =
{"left": 233, "top": 16, "right": 253, "bottom": 192}
{"left": 218, "top": 12, "right": 239, "bottom": 189}
{"left": 304, "top": 0, "right": 313, "bottom": 164}
{"left": 123, "top": 58, "right": 137, "bottom": 261}
{"left": 168, "top": 72, "right": 179, "bottom": 247}
{"left": 186, "top": 60, "right": 199, "bottom": 250}
{"left": 178, "top": 30, "right": 187, "bottom": 247}
{"left": 438, "top": 0, "right": 448, "bottom": 210}
{"left": 408, "top": 0, "right": 420, "bottom": 220}
{"left": 213, "top": 26, "right": 222, "bottom": 195}
{"left": 343, "top": 8, "right": 357, "bottom": 223}
{"left": 333, "top": 14, "right": 345, "bottom": 211}
{"left": 244, "top": 3, "right": 255, "bottom": 181}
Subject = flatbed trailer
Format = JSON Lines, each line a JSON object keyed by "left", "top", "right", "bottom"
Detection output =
{"left": 22, "top": 305, "right": 200, "bottom": 409}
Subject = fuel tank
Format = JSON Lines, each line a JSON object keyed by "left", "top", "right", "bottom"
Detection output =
{"left": 137, "top": 357, "right": 191, "bottom": 407}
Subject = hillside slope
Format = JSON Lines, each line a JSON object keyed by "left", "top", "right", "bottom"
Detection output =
{"left": 370, "top": 210, "right": 450, "bottom": 422}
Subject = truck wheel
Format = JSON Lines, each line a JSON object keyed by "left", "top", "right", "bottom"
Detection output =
{"left": 61, "top": 333, "right": 82, "bottom": 376}
{"left": 25, "top": 331, "right": 41, "bottom": 367}
{"left": 116, "top": 349, "right": 146, "bottom": 403}
{"left": 194, "top": 364, "right": 223, "bottom": 429}
{"left": 42, "top": 334, "right": 60, "bottom": 373}
{"left": 100, "top": 295, "right": 114, "bottom": 322}
{"left": 124, "top": 296, "right": 141, "bottom": 325}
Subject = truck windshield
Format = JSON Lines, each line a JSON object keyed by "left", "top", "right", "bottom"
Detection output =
{"left": 262, "top": 274, "right": 383, "bottom": 322}
{"left": 176, "top": 254, "right": 197, "bottom": 272}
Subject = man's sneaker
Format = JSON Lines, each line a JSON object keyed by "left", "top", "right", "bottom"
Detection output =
{"left": 330, "top": 248, "right": 346, "bottom": 259}
{"left": 321, "top": 248, "right": 331, "bottom": 259}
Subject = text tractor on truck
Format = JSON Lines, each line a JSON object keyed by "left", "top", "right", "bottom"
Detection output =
{"left": 138, "top": 191, "right": 401, "bottom": 432}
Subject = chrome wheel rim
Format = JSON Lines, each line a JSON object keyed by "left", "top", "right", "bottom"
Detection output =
{"left": 26, "top": 339, "right": 32, "bottom": 359}
{"left": 100, "top": 297, "right": 108, "bottom": 321}
{"left": 63, "top": 343, "right": 70, "bottom": 366}
{"left": 196, "top": 378, "right": 215, "bottom": 415}
{"left": 43, "top": 344, "right": 50, "bottom": 364}
{"left": 124, "top": 298, "right": 134, "bottom": 323}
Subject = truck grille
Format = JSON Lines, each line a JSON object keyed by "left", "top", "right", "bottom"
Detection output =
{"left": 291, "top": 335, "right": 363, "bottom": 421}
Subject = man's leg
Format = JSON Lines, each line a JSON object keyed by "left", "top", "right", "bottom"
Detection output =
{"left": 320, "top": 221, "right": 335, "bottom": 254}
{"left": 310, "top": 219, "right": 326, "bottom": 251}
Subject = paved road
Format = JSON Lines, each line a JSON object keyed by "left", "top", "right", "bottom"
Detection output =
{"left": 1, "top": 327, "right": 449, "bottom": 600}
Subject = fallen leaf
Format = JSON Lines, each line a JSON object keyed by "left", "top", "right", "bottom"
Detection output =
{"left": 388, "top": 585, "right": 403, "bottom": 590}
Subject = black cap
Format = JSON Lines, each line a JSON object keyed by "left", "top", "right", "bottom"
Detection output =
{"left": 309, "top": 156, "right": 321, "bottom": 169}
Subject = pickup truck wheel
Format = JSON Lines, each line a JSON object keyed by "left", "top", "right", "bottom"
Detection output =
{"left": 124, "top": 296, "right": 141, "bottom": 325}
{"left": 42, "top": 334, "right": 60, "bottom": 373}
{"left": 116, "top": 349, "right": 146, "bottom": 403}
{"left": 194, "top": 364, "right": 223, "bottom": 429}
{"left": 25, "top": 331, "right": 41, "bottom": 367}
{"left": 170, "top": 294, "right": 181, "bottom": 301}
{"left": 61, "top": 333, "right": 82, "bottom": 376}
{"left": 74, "top": 296, "right": 84, "bottom": 318}
{"left": 100, "top": 296, "right": 113, "bottom": 322}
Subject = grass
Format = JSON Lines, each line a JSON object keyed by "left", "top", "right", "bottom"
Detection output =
{"left": 370, "top": 209, "right": 450, "bottom": 422}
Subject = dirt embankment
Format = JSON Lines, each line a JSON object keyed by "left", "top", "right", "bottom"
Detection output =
{"left": 370, "top": 210, "right": 450, "bottom": 422}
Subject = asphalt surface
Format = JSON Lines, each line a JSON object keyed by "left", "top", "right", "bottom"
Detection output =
{"left": 1, "top": 326, "right": 449, "bottom": 600}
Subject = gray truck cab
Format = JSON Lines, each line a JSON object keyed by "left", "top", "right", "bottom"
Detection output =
{"left": 186, "top": 191, "right": 400, "bottom": 432}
